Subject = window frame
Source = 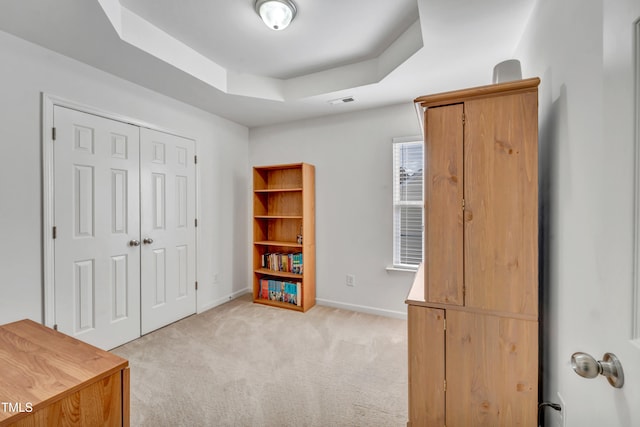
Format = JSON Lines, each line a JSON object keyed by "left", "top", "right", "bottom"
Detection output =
{"left": 391, "top": 136, "right": 424, "bottom": 271}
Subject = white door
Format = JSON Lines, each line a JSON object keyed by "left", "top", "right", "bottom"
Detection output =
{"left": 53, "top": 106, "right": 141, "bottom": 350}
{"left": 140, "top": 128, "right": 197, "bottom": 334}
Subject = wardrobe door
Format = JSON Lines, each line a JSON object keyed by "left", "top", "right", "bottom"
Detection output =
{"left": 463, "top": 92, "right": 538, "bottom": 316}
{"left": 446, "top": 310, "right": 538, "bottom": 427}
{"left": 408, "top": 305, "right": 445, "bottom": 426}
{"left": 425, "top": 103, "right": 464, "bottom": 306}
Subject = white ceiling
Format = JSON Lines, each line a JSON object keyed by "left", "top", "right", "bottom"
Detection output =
{"left": 0, "top": 0, "right": 536, "bottom": 128}
{"left": 119, "top": 0, "right": 420, "bottom": 80}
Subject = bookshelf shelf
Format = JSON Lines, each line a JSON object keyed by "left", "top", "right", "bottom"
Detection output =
{"left": 254, "top": 188, "right": 303, "bottom": 193}
{"left": 254, "top": 240, "right": 303, "bottom": 248}
{"left": 254, "top": 268, "right": 303, "bottom": 279}
{"left": 254, "top": 299, "right": 305, "bottom": 312}
{"left": 255, "top": 215, "right": 304, "bottom": 220}
{"left": 253, "top": 163, "right": 315, "bottom": 312}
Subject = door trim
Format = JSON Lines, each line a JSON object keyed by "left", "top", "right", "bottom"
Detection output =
{"left": 633, "top": 19, "right": 640, "bottom": 343}
{"left": 41, "top": 93, "right": 199, "bottom": 328}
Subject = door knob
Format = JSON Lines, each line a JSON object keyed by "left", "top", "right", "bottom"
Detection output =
{"left": 129, "top": 239, "right": 140, "bottom": 247}
{"left": 143, "top": 238, "right": 154, "bottom": 245}
{"left": 571, "top": 352, "right": 624, "bottom": 388}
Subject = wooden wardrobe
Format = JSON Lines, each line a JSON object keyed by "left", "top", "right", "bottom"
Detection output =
{"left": 406, "top": 78, "right": 540, "bottom": 426}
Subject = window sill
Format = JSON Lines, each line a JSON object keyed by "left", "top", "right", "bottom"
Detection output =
{"left": 386, "top": 265, "right": 419, "bottom": 273}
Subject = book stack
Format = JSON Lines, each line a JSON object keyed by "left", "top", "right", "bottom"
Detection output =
{"left": 261, "top": 252, "right": 303, "bottom": 274}
{"left": 259, "top": 279, "right": 302, "bottom": 306}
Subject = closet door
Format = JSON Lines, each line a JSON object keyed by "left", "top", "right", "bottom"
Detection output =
{"left": 53, "top": 106, "right": 141, "bottom": 350}
{"left": 140, "top": 128, "right": 197, "bottom": 334}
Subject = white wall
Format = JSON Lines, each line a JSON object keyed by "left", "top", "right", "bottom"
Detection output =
{"left": 0, "top": 29, "right": 249, "bottom": 324}
{"left": 515, "top": 0, "right": 640, "bottom": 425}
{"left": 249, "top": 104, "right": 422, "bottom": 317}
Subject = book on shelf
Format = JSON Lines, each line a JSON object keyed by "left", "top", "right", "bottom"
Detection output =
{"left": 293, "top": 253, "right": 303, "bottom": 275}
{"left": 258, "top": 279, "right": 302, "bottom": 307}
{"left": 284, "top": 282, "right": 302, "bottom": 306}
{"left": 260, "top": 252, "right": 303, "bottom": 275}
{"left": 284, "top": 282, "right": 296, "bottom": 305}
{"left": 260, "top": 279, "right": 269, "bottom": 300}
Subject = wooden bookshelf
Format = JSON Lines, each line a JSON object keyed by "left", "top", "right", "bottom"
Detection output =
{"left": 253, "top": 163, "right": 315, "bottom": 312}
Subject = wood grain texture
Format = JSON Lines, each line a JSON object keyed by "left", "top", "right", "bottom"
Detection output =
{"left": 302, "top": 163, "right": 316, "bottom": 310}
{"left": 445, "top": 310, "right": 538, "bottom": 427}
{"left": 0, "top": 319, "right": 128, "bottom": 427}
{"left": 408, "top": 79, "right": 539, "bottom": 427}
{"left": 407, "top": 305, "right": 445, "bottom": 426}
{"left": 415, "top": 77, "right": 540, "bottom": 108}
{"left": 268, "top": 191, "right": 303, "bottom": 217}
{"left": 405, "top": 263, "right": 425, "bottom": 303}
{"left": 253, "top": 164, "right": 304, "bottom": 190}
{"left": 8, "top": 372, "right": 122, "bottom": 427}
{"left": 464, "top": 91, "right": 538, "bottom": 316}
{"left": 252, "top": 163, "right": 315, "bottom": 312}
{"left": 425, "top": 103, "right": 464, "bottom": 306}
{"left": 268, "top": 217, "right": 303, "bottom": 243}
{"left": 122, "top": 368, "right": 130, "bottom": 427}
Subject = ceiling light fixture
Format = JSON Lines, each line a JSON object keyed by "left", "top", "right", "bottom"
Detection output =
{"left": 255, "top": 0, "right": 297, "bottom": 31}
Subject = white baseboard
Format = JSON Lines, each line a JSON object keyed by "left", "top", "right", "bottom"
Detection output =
{"left": 198, "top": 288, "right": 251, "bottom": 313}
{"left": 316, "top": 298, "right": 407, "bottom": 320}
{"left": 198, "top": 291, "right": 408, "bottom": 320}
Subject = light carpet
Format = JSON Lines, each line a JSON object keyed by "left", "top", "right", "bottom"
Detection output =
{"left": 112, "top": 293, "right": 408, "bottom": 427}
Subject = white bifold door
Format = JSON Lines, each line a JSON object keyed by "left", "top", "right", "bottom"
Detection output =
{"left": 53, "top": 106, "right": 196, "bottom": 350}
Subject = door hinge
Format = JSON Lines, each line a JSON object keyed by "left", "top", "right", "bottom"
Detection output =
{"left": 462, "top": 198, "right": 465, "bottom": 211}
{"left": 194, "top": 155, "right": 198, "bottom": 164}
{"left": 53, "top": 324, "right": 58, "bottom": 331}
{"left": 52, "top": 127, "right": 56, "bottom": 141}
{"left": 444, "top": 379, "right": 447, "bottom": 392}
{"left": 195, "top": 218, "right": 198, "bottom": 227}
{"left": 52, "top": 226, "right": 57, "bottom": 239}
{"left": 462, "top": 113, "right": 465, "bottom": 125}
{"left": 195, "top": 281, "right": 198, "bottom": 290}
{"left": 443, "top": 318, "right": 446, "bottom": 331}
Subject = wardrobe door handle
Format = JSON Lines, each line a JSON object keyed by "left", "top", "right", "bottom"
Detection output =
{"left": 129, "top": 240, "right": 140, "bottom": 247}
{"left": 143, "top": 238, "right": 154, "bottom": 245}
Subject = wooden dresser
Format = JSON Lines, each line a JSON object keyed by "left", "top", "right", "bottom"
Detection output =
{"left": 407, "top": 78, "right": 540, "bottom": 426}
{"left": 0, "top": 319, "right": 129, "bottom": 427}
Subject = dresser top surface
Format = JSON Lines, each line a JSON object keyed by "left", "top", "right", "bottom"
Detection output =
{"left": 0, "top": 319, "right": 128, "bottom": 422}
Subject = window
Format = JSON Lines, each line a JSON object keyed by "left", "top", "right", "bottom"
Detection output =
{"left": 392, "top": 137, "right": 424, "bottom": 269}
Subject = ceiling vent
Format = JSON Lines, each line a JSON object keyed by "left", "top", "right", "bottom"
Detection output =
{"left": 328, "top": 96, "right": 355, "bottom": 105}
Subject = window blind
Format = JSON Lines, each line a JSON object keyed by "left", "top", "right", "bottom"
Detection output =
{"left": 393, "top": 140, "right": 423, "bottom": 267}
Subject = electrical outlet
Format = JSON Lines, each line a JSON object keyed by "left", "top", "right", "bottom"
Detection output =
{"left": 346, "top": 274, "right": 355, "bottom": 287}
{"left": 557, "top": 392, "right": 566, "bottom": 427}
